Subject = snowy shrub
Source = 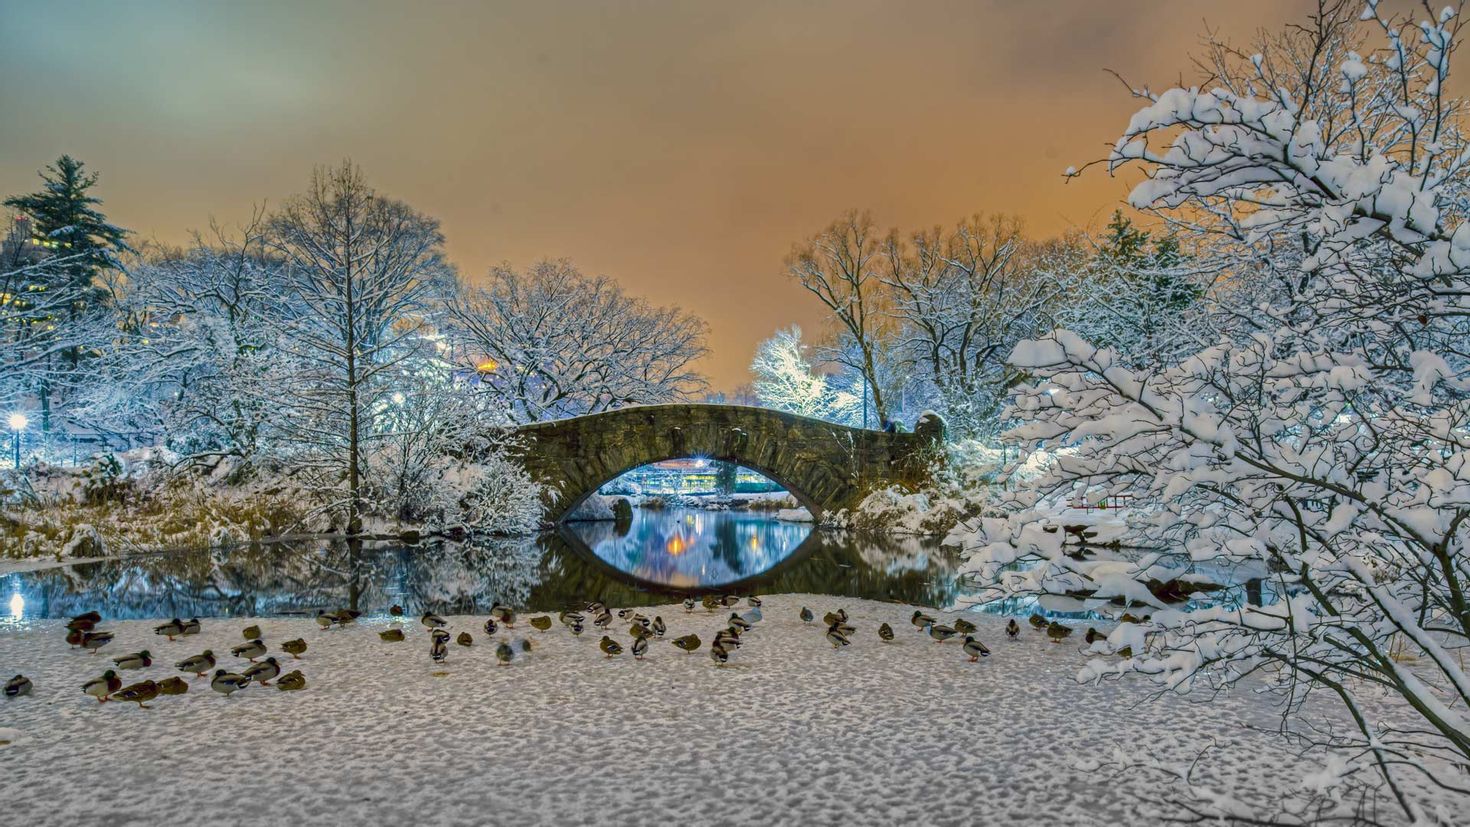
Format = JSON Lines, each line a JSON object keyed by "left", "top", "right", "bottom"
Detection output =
{"left": 961, "top": 4, "right": 1470, "bottom": 821}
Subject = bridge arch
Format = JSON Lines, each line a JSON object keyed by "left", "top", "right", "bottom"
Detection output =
{"left": 508, "top": 404, "right": 944, "bottom": 524}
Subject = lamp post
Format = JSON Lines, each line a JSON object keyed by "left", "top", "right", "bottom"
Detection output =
{"left": 8, "top": 413, "right": 27, "bottom": 470}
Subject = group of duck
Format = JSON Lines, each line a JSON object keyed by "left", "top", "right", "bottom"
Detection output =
{"left": 1, "top": 598, "right": 1121, "bottom": 705}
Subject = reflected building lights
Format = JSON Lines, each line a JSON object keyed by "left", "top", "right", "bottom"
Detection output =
{"left": 9, "top": 592, "right": 23, "bottom": 619}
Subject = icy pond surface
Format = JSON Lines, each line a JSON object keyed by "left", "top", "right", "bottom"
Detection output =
{"left": 2, "top": 507, "right": 958, "bottom": 622}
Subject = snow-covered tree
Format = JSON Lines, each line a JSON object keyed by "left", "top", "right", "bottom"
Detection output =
{"left": 445, "top": 258, "right": 708, "bottom": 424}
{"left": 749, "top": 325, "right": 861, "bottom": 424}
{"left": 959, "top": 3, "right": 1470, "bottom": 820}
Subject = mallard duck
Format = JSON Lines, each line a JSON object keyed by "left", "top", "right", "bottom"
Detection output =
{"left": 682, "top": 597, "right": 695, "bottom": 613}
{"left": 617, "top": 608, "right": 633, "bottom": 620}
{"left": 568, "top": 620, "right": 585, "bottom": 636}
{"left": 379, "top": 628, "right": 405, "bottom": 642}
{"left": 66, "top": 628, "right": 85, "bottom": 648}
{"left": 456, "top": 632, "right": 473, "bottom": 647}
{"left": 714, "top": 630, "right": 742, "bottom": 651}
{"left": 281, "top": 638, "right": 308, "bottom": 659}
{"left": 826, "top": 627, "right": 850, "bottom": 648}
{"left": 83, "top": 670, "right": 121, "bottom": 702}
{"left": 81, "top": 630, "right": 115, "bottom": 654}
{"left": 878, "top": 622, "right": 895, "bottom": 642}
{"left": 421, "top": 611, "right": 447, "bottom": 629}
{"left": 953, "top": 618, "right": 977, "bottom": 635}
{"left": 430, "top": 635, "right": 448, "bottom": 664}
{"left": 632, "top": 634, "right": 649, "bottom": 660}
{"left": 1028, "top": 613, "right": 1047, "bottom": 630}
{"left": 928, "top": 624, "right": 958, "bottom": 643}
{"left": 277, "top": 670, "right": 307, "bottom": 691}
{"left": 701, "top": 595, "right": 719, "bottom": 612}
{"left": 631, "top": 613, "right": 650, "bottom": 628}
{"left": 720, "top": 594, "right": 740, "bottom": 608}
{"left": 5, "top": 674, "right": 33, "bottom": 697}
{"left": 529, "top": 616, "right": 552, "bottom": 631}
{"left": 518, "top": 638, "right": 532, "bottom": 654}
{"left": 157, "top": 676, "right": 189, "bottom": 696}
{"left": 1085, "top": 627, "right": 1106, "bottom": 644}
{"left": 911, "top": 610, "right": 936, "bottom": 631}
{"left": 824, "top": 609, "right": 848, "bottom": 627}
{"left": 232, "top": 639, "right": 266, "bottom": 661}
{"left": 154, "top": 618, "right": 185, "bottom": 641}
{"left": 748, "top": 596, "right": 762, "bottom": 607}
{"left": 66, "top": 618, "right": 96, "bottom": 635}
{"left": 71, "top": 610, "right": 102, "bottom": 627}
{"left": 210, "top": 670, "right": 251, "bottom": 696}
{"left": 1006, "top": 619, "right": 1020, "bottom": 639}
{"left": 585, "top": 601, "right": 607, "bottom": 615}
{"left": 1046, "top": 621, "right": 1072, "bottom": 643}
{"left": 242, "top": 624, "right": 262, "bottom": 641}
{"left": 489, "top": 604, "right": 515, "bottom": 627}
{"left": 496, "top": 642, "right": 514, "bottom": 666}
{"left": 333, "top": 609, "right": 361, "bottom": 625}
{"left": 728, "top": 613, "right": 751, "bottom": 632}
{"left": 315, "top": 610, "right": 335, "bottom": 630}
{"left": 962, "top": 636, "right": 991, "bottom": 662}
{"left": 800, "top": 607, "right": 814, "bottom": 623}
{"left": 599, "top": 636, "right": 623, "bottom": 657}
{"left": 593, "top": 610, "right": 613, "bottom": 630}
{"left": 651, "top": 616, "right": 666, "bottom": 637}
{"left": 483, "top": 618, "right": 498, "bottom": 636}
{"left": 112, "top": 650, "right": 152, "bottom": 670}
{"left": 181, "top": 618, "right": 201, "bottom": 636}
{"left": 111, "top": 680, "right": 159, "bottom": 708}
{"left": 176, "top": 650, "right": 216, "bottom": 677}
{"left": 829, "top": 620, "right": 855, "bottom": 637}
{"left": 671, "top": 634, "right": 700, "bottom": 653}
{"left": 709, "top": 643, "right": 730, "bottom": 665}
{"left": 243, "top": 657, "right": 281, "bottom": 686}
{"left": 558, "top": 611, "right": 583, "bottom": 627}
{"left": 628, "top": 623, "right": 650, "bottom": 639}
{"left": 389, "top": 604, "right": 404, "bottom": 617}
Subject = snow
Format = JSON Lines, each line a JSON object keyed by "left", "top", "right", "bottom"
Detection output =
{"left": 775, "top": 507, "right": 813, "bottom": 523}
{"left": 0, "top": 595, "right": 1382, "bottom": 824}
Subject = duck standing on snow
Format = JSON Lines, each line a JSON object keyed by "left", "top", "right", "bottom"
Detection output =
{"left": 824, "top": 609, "right": 848, "bottom": 627}
{"left": 911, "top": 610, "right": 936, "bottom": 631}
{"left": 5, "top": 675, "right": 33, "bottom": 697}
{"left": 176, "top": 650, "right": 216, "bottom": 678}
{"left": 568, "top": 619, "right": 585, "bottom": 636}
{"left": 1085, "top": 627, "right": 1106, "bottom": 644}
{"left": 111, "top": 680, "right": 159, "bottom": 708}
{"left": 243, "top": 657, "right": 282, "bottom": 686}
{"left": 683, "top": 597, "right": 695, "bottom": 613}
{"left": 599, "top": 636, "right": 623, "bottom": 658}
{"left": 709, "top": 643, "right": 730, "bottom": 665}
{"left": 728, "top": 613, "right": 752, "bottom": 633}
{"left": 182, "top": 617, "right": 201, "bottom": 637}
{"left": 558, "top": 611, "right": 583, "bottom": 628}
{"left": 112, "top": 650, "right": 152, "bottom": 670}
{"left": 953, "top": 618, "right": 977, "bottom": 635}
{"left": 83, "top": 670, "right": 121, "bottom": 702}
{"left": 379, "top": 628, "right": 405, "bottom": 642}
{"left": 421, "top": 611, "right": 447, "bottom": 630}
{"left": 720, "top": 595, "right": 740, "bottom": 608}
{"left": 714, "top": 629, "right": 742, "bottom": 651}
{"left": 81, "top": 630, "right": 115, "bottom": 654}
{"left": 154, "top": 618, "right": 185, "bottom": 641}
{"left": 242, "top": 624, "right": 262, "bottom": 641}
{"left": 800, "top": 607, "right": 814, "bottom": 623}
{"left": 157, "top": 676, "right": 189, "bottom": 696}
{"left": 456, "top": 632, "right": 473, "bottom": 647}
{"left": 1028, "top": 613, "right": 1047, "bottom": 631}
{"left": 701, "top": 595, "right": 719, "bottom": 613}
{"left": 1046, "top": 622, "right": 1072, "bottom": 643}
{"left": 617, "top": 608, "right": 634, "bottom": 620}
{"left": 631, "top": 634, "right": 649, "bottom": 660}
{"left": 878, "top": 623, "right": 895, "bottom": 642}
{"left": 211, "top": 670, "right": 251, "bottom": 697}
{"left": 483, "top": 618, "right": 498, "bottom": 636}
{"left": 672, "top": 634, "right": 700, "bottom": 653}
{"left": 593, "top": 609, "right": 613, "bottom": 630}
{"left": 962, "top": 636, "right": 991, "bottom": 662}
{"left": 389, "top": 604, "right": 404, "bottom": 617}
{"left": 277, "top": 671, "right": 306, "bottom": 691}
{"left": 529, "top": 616, "right": 553, "bottom": 631}
{"left": 315, "top": 611, "right": 336, "bottom": 631}
{"left": 928, "top": 624, "right": 958, "bottom": 644}
{"left": 825, "top": 626, "right": 851, "bottom": 649}
{"left": 489, "top": 604, "right": 515, "bottom": 628}
{"left": 281, "top": 638, "right": 308, "bottom": 659}
{"left": 651, "top": 616, "right": 666, "bottom": 638}
{"left": 430, "top": 630, "right": 450, "bottom": 664}
{"left": 748, "top": 596, "right": 762, "bottom": 607}
{"left": 232, "top": 639, "right": 266, "bottom": 662}
{"left": 1006, "top": 619, "right": 1020, "bottom": 640}
{"left": 496, "top": 641, "right": 514, "bottom": 666}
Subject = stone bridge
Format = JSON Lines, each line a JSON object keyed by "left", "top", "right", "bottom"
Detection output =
{"left": 508, "top": 404, "right": 945, "bottom": 523}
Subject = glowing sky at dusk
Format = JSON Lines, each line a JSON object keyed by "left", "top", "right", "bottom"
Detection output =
{"left": 0, "top": 0, "right": 1306, "bottom": 389}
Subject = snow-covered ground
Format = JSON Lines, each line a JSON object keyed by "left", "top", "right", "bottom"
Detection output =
{"left": 0, "top": 595, "right": 1372, "bottom": 825}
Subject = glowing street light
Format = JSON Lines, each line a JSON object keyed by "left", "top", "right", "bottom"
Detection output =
{"left": 7, "top": 412, "right": 26, "bottom": 470}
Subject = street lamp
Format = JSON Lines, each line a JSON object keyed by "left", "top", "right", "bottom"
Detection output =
{"left": 8, "top": 413, "right": 27, "bottom": 470}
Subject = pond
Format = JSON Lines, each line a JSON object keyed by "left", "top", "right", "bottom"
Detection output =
{"left": 1, "top": 507, "right": 960, "bottom": 622}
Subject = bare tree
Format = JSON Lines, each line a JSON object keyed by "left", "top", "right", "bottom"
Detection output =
{"left": 266, "top": 161, "right": 453, "bottom": 533}
{"left": 445, "top": 259, "right": 708, "bottom": 424}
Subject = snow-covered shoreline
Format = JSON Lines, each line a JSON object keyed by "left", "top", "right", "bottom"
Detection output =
{"left": 0, "top": 595, "right": 1377, "bottom": 825}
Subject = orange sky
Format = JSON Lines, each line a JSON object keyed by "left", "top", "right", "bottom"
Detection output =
{"left": 0, "top": 0, "right": 1307, "bottom": 390}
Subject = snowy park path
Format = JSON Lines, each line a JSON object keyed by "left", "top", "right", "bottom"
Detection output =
{"left": 2, "top": 595, "right": 1321, "bottom": 825}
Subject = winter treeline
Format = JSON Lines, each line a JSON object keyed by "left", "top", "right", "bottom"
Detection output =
{"left": 1, "top": 161, "right": 707, "bottom": 533}
{"left": 956, "top": 2, "right": 1470, "bottom": 821}
{"left": 753, "top": 209, "right": 1204, "bottom": 438}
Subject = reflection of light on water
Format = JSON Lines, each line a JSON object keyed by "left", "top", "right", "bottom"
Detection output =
{"left": 8, "top": 593, "right": 22, "bottom": 620}
{"left": 666, "top": 535, "right": 687, "bottom": 555}
{"left": 749, "top": 535, "right": 760, "bottom": 550}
